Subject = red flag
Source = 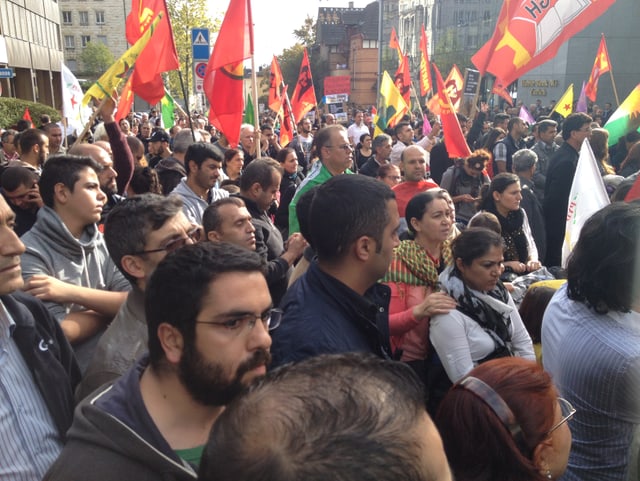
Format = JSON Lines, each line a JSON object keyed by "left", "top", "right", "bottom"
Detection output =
{"left": 419, "top": 25, "right": 432, "bottom": 96}
{"left": 204, "top": 0, "right": 253, "bottom": 148}
{"left": 389, "top": 27, "right": 402, "bottom": 61}
{"left": 125, "top": 0, "right": 179, "bottom": 105}
{"left": 290, "top": 49, "right": 317, "bottom": 123}
{"left": 115, "top": 76, "right": 135, "bottom": 123}
{"left": 472, "top": 0, "right": 616, "bottom": 87}
{"left": 268, "top": 55, "right": 284, "bottom": 114}
{"left": 22, "top": 107, "right": 33, "bottom": 127}
{"left": 207, "top": 62, "right": 245, "bottom": 149}
{"left": 491, "top": 78, "right": 514, "bottom": 106}
{"left": 207, "top": 0, "right": 253, "bottom": 72}
{"left": 394, "top": 55, "right": 411, "bottom": 105}
{"left": 427, "top": 65, "right": 463, "bottom": 115}
{"left": 279, "top": 88, "right": 295, "bottom": 147}
{"left": 585, "top": 35, "right": 611, "bottom": 102}
{"left": 433, "top": 63, "right": 471, "bottom": 159}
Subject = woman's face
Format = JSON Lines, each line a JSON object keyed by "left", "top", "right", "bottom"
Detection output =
{"left": 539, "top": 398, "right": 572, "bottom": 480}
{"left": 457, "top": 245, "right": 504, "bottom": 292}
{"left": 282, "top": 151, "right": 298, "bottom": 175}
{"left": 493, "top": 181, "right": 522, "bottom": 213}
{"left": 411, "top": 198, "right": 452, "bottom": 244}
{"left": 227, "top": 152, "right": 244, "bottom": 176}
{"left": 362, "top": 136, "right": 372, "bottom": 148}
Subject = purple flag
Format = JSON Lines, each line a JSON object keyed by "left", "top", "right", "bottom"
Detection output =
{"left": 422, "top": 116, "right": 432, "bottom": 136}
{"left": 576, "top": 81, "right": 588, "bottom": 113}
{"left": 519, "top": 105, "right": 535, "bottom": 125}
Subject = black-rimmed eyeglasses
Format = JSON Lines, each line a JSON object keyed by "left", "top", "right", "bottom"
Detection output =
{"left": 131, "top": 226, "right": 201, "bottom": 255}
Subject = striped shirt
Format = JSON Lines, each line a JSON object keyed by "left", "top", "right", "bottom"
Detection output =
{"left": 0, "top": 301, "right": 63, "bottom": 481}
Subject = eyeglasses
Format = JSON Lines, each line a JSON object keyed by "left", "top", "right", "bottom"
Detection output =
{"left": 546, "top": 397, "right": 576, "bottom": 436}
{"left": 131, "top": 226, "right": 201, "bottom": 255}
{"left": 195, "top": 308, "right": 283, "bottom": 334}
{"left": 326, "top": 143, "right": 354, "bottom": 152}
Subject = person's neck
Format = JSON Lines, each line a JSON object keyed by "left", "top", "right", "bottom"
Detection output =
{"left": 186, "top": 178, "right": 209, "bottom": 199}
{"left": 566, "top": 138, "right": 581, "bottom": 151}
{"left": 140, "top": 365, "right": 223, "bottom": 450}
{"left": 323, "top": 162, "right": 346, "bottom": 176}
{"left": 56, "top": 208, "right": 89, "bottom": 239}
{"left": 318, "top": 259, "right": 371, "bottom": 296}
{"left": 415, "top": 236, "right": 442, "bottom": 259}
{"left": 496, "top": 204, "right": 510, "bottom": 217}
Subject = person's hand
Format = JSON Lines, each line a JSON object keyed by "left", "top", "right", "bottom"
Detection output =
{"left": 503, "top": 261, "right": 526, "bottom": 273}
{"left": 411, "top": 292, "right": 457, "bottom": 320}
{"left": 98, "top": 93, "right": 117, "bottom": 124}
{"left": 459, "top": 194, "right": 476, "bottom": 203}
{"left": 526, "top": 260, "right": 541, "bottom": 271}
{"left": 23, "top": 274, "right": 73, "bottom": 303}
{"left": 285, "top": 233, "right": 307, "bottom": 258}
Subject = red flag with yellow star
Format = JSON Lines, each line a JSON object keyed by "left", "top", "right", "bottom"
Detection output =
{"left": 585, "top": 35, "right": 611, "bottom": 102}
{"left": 433, "top": 63, "right": 471, "bottom": 159}
{"left": 472, "top": 0, "right": 616, "bottom": 87}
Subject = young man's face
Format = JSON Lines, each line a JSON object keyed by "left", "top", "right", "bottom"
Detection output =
{"left": 179, "top": 270, "right": 273, "bottom": 406}
{"left": 192, "top": 158, "right": 222, "bottom": 190}
{"left": 64, "top": 168, "right": 107, "bottom": 226}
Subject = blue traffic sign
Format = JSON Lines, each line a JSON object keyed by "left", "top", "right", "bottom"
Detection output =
{"left": 0, "top": 68, "right": 14, "bottom": 79}
{"left": 191, "top": 28, "right": 210, "bottom": 61}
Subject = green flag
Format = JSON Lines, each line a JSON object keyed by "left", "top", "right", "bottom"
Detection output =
{"left": 243, "top": 92, "right": 254, "bottom": 125}
{"left": 161, "top": 90, "right": 175, "bottom": 128}
{"left": 604, "top": 83, "right": 640, "bottom": 146}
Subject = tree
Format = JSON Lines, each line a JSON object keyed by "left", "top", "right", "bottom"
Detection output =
{"left": 293, "top": 15, "right": 316, "bottom": 45}
{"left": 166, "top": 0, "right": 220, "bottom": 104}
{"left": 79, "top": 42, "right": 115, "bottom": 78}
{"left": 432, "top": 27, "right": 472, "bottom": 75}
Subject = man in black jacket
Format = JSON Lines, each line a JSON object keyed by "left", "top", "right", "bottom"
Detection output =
{"left": 0, "top": 195, "right": 80, "bottom": 480}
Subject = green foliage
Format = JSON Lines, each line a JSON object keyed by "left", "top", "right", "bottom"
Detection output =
{"left": 0, "top": 98, "right": 60, "bottom": 129}
{"left": 79, "top": 42, "right": 115, "bottom": 77}
{"left": 166, "top": 0, "right": 220, "bottom": 104}
{"left": 293, "top": 15, "right": 316, "bottom": 45}
{"left": 432, "top": 27, "right": 473, "bottom": 75}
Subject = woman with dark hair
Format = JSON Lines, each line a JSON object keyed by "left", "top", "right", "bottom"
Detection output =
{"left": 222, "top": 148, "right": 244, "bottom": 184}
{"left": 354, "top": 132, "right": 374, "bottom": 170}
{"left": 542, "top": 202, "right": 640, "bottom": 481}
{"left": 481, "top": 127, "right": 507, "bottom": 178}
{"left": 275, "top": 148, "right": 305, "bottom": 238}
{"left": 436, "top": 357, "right": 572, "bottom": 481}
{"left": 430, "top": 228, "right": 535, "bottom": 384}
{"left": 126, "top": 166, "right": 163, "bottom": 196}
{"left": 477, "top": 172, "right": 541, "bottom": 275}
{"left": 440, "top": 149, "right": 491, "bottom": 225}
{"left": 382, "top": 191, "right": 457, "bottom": 383}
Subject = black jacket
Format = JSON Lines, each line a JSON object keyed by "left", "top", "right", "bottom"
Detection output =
{"left": 3, "top": 291, "right": 81, "bottom": 439}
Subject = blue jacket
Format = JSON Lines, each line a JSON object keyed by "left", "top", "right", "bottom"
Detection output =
{"left": 271, "top": 261, "right": 393, "bottom": 368}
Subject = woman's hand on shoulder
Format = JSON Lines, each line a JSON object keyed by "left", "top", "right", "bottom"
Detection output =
{"left": 412, "top": 292, "right": 457, "bottom": 320}
{"left": 503, "top": 260, "right": 526, "bottom": 273}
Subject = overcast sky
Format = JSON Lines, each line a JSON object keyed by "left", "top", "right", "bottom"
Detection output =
{"left": 209, "top": 0, "right": 375, "bottom": 66}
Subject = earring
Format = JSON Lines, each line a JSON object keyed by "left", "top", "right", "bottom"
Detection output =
{"left": 545, "top": 469, "right": 552, "bottom": 479}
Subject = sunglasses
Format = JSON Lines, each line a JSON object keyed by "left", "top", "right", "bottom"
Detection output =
{"left": 131, "top": 226, "right": 201, "bottom": 255}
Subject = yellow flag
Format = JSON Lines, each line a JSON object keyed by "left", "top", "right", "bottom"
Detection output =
{"left": 552, "top": 84, "right": 574, "bottom": 118}
{"left": 374, "top": 71, "right": 409, "bottom": 136}
{"left": 82, "top": 15, "right": 161, "bottom": 106}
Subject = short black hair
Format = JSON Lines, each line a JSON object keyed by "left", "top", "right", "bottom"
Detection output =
{"left": 38, "top": 155, "right": 102, "bottom": 208}
{"left": 239, "top": 158, "right": 282, "bottom": 192}
{"left": 561, "top": 112, "right": 592, "bottom": 141}
{"left": 309, "top": 175, "right": 395, "bottom": 261}
{"left": 1, "top": 166, "right": 38, "bottom": 192}
{"left": 19, "top": 128, "right": 47, "bottom": 154}
{"left": 203, "top": 197, "right": 246, "bottom": 236}
{"left": 145, "top": 243, "right": 265, "bottom": 370}
{"left": 184, "top": 142, "right": 222, "bottom": 175}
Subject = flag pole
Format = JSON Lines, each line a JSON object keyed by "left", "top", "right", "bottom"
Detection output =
{"left": 608, "top": 66, "right": 621, "bottom": 107}
{"left": 72, "top": 97, "right": 109, "bottom": 148}
{"left": 250, "top": 54, "right": 261, "bottom": 159}
{"left": 177, "top": 67, "right": 196, "bottom": 142}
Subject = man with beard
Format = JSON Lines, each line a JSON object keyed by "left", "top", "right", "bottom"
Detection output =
{"left": 9, "top": 128, "right": 48, "bottom": 173}
{"left": 44, "top": 242, "right": 274, "bottom": 480}
{"left": 287, "top": 118, "right": 314, "bottom": 174}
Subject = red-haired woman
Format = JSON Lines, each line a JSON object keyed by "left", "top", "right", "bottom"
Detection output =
{"left": 436, "top": 357, "right": 572, "bottom": 481}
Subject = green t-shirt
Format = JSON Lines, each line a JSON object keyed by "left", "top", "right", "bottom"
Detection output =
{"left": 175, "top": 444, "right": 205, "bottom": 469}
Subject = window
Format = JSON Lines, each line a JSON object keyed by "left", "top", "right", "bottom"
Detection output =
{"left": 81, "top": 35, "right": 91, "bottom": 47}
{"left": 62, "top": 11, "right": 72, "bottom": 24}
{"left": 95, "top": 11, "right": 104, "bottom": 24}
{"left": 79, "top": 11, "right": 89, "bottom": 25}
{"left": 64, "top": 35, "right": 75, "bottom": 49}
{"left": 97, "top": 35, "right": 107, "bottom": 45}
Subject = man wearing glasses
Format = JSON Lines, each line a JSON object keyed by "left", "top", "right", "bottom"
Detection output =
{"left": 45, "top": 242, "right": 275, "bottom": 480}
{"left": 288, "top": 124, "right": 354, "bottom": 235}
{"left": 76, "top": 194, "right": 199, "bottom": 400}
{"left": 20, "top": 156, "right": 130, "bottom": 371}
{"left": 543, "top": 112, "right": 592, "bottom": 267}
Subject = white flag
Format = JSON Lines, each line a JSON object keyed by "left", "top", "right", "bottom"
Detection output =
{"left": 562, "top": 139, "right": 610, "bottom": 266}
{"left": 61, "top": 62, "right": 91, "bottom": 135}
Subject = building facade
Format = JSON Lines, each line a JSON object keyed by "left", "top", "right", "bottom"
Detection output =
{"left": 0, "top": 0, "right": 64, "bottom": 105}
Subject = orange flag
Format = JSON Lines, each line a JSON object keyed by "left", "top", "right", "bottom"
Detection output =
{"left": 290, "top": 49, "right": 317, "bottom": 123}
{"left": 268, "top": 55, "right": 284, "bottom": 114}
{"left": 491, "top": 78, "right": 513, "bottom": 106}
{"left": 279, "top": 88, "right": 295, "bottom": 147}
{"left": 204, "top": 0, "right": 253, "bottom": 148}
{"left": 472, "top": 0, "right": 616, "bottom": 87}
{"left": 433, "top": 63, "right": 471, "bottom": 159}
{"left": 389, "top": 27, "right": 403, "bottom": 62}
{"left": 125, "top": 0, "right": 179, "bottom": 105}
{"left": 585, "top": 35, "right": 611, "bottom": 102}
{"left": 115, "top": 75, "right": 135, "bottom": 122}
{"left": 394, "top": 55, "right": 411, "bottom": 105}
{"left": 419, "top": 25, "right": 432, "bottom": 97}
{"left": 427, "top": 64, "right": 464, "bottom": 115}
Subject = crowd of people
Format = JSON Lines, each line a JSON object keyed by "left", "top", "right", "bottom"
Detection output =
{"left": 0, "top": 96, "right": 639, "bottom": 481}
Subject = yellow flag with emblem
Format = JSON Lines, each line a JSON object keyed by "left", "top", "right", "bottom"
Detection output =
{"left": 552, "top": 84, "right": 574, "bottom": 118}
{"left": 82, "top": 15, "right": 161, "bottom": 106}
